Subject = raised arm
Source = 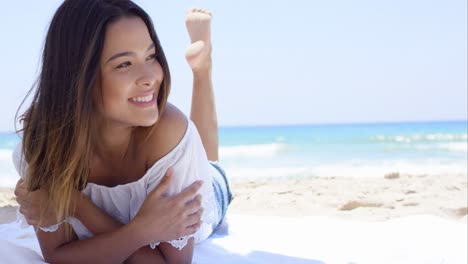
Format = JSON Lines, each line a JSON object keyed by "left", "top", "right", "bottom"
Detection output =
{"left": 185, "top": 8, "right": 219, "bottom": 162}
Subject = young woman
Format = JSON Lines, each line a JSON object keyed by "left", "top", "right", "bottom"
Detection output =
{"left": 13, "top": 0, "right": 232, "bottom": 263}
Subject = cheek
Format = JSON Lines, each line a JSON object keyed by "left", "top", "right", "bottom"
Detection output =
{"left": 153, "top": 63, "right": 165, "bottom": 93}
{"left": 99, "top": 73, "right": 132, "bottom": 110}
{"left": 156, "top": 63, "right": 164, "bottom": 81}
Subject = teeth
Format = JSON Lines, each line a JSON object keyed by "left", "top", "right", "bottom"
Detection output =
{"left": 131, "top": 94, "right": 153, "bottom": 103}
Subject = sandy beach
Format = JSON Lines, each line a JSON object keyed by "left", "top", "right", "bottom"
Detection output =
{"left": 0, "top": 172, "right": 466, "bottom": 224}
{"left": 229, "top": 172, "right": 468, "bottom": 221}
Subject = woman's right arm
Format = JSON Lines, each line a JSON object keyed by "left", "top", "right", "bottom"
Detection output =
{"left": 36, "top": 220, "right": 144, "bottom": 264}
{"left": 16, "top": 169, "right": 203, "bottom": 264}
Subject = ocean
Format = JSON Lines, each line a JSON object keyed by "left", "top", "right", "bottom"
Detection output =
{"left": 1, "top": 121, "right": 466, "bottom": 187}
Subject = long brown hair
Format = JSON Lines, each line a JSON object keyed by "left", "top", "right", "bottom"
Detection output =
{"left": 15, "top": 0, "right": 171, "bottom": 226}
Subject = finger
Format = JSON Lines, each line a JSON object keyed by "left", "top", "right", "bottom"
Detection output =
{"left": 19, "top": 204, "right": 38, "bottom": 219}
{"left": 14, "top": 180, "right": 22, "bottom": 196}
{"left": 186, "top": 208, "right": 203, "bottom": 227}
{"left": 19, "top": 194, "right": 37, "bottom": 208}
{"left": 21, "top": 205, "right": 36, "bottom": 215}
{"left": 15, "top": 178, "right": 24, "bottom": 187}
{"left": 26, "top": 216, "right": 38, "bottom": 226}
{"left": 15, "top": 196, "right": 21, "bottom": 205}
{"left": 152, "top": 167, "right": 173, "bottom": 197}
{"left": 15, "top": 192, "right": 29, "bottom": 206}
{"left": 16, "top": 197, "right": 30, "bottom": 207}
{"left": 19, "top": 206, "right": 29, "bottom": 216}
{"left": 184, "top": 222, "right": 202, "bottom": 236}
{"left": 14, "top": 181, "right": 28, "bottom": 197}
{"left": 15, "top": 187, "right": 30, "bottom": 202}
{"left": 21, "top": 202, "right": 29, "bottom": 209}
{"left": 185, "top": 194, "right": 202, "bottom": 215}
{"left": 176, "top": 181, "right": 203, "bottom": 204}
{"left": 18, "top": 179, "right": 27, "bottom": 191}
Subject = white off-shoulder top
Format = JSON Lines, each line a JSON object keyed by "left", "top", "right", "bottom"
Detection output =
{"left": 12, "top": 120, "right": 219, "bottom": 250}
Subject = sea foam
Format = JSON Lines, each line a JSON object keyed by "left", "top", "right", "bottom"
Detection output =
{"left": 220, "top": 143, "right": 288, "bottom": 158}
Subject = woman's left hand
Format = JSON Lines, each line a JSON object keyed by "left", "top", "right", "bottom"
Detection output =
{"left": 14, "top": 179, "right": 57, "bottom": 227}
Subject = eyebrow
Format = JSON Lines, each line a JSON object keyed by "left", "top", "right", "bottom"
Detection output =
{"left": 105, "top": 43, "right": 155, "bottom": 64}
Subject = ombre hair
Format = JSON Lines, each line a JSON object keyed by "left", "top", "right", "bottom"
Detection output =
{"left": 15, "top": 0, "right": 171, "bottom": 228}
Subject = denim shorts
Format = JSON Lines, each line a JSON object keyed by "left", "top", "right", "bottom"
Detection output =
{"left": 209, "top": 161, "right": 233, "bottom": 229}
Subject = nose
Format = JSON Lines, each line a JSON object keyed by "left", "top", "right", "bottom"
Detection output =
{"left": 135, "top": 66, "right": 158, "bottom": 87}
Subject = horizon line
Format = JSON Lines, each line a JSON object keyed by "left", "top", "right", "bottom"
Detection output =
{"left": 219, "top": 118, "right": 468, "bottom": 129}
{"left": 1, "top": 118, "right": 467, "bottom": 134}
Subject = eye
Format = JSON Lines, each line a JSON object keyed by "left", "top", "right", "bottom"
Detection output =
{"left": 147, "top": 54, "right": 157, "bottom": 61}
{"left": 116, "top": 61, "right": 132, "bottom": 69}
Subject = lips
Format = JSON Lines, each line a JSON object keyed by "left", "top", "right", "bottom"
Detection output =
{"left": 129, "top": 89, "right": 155, "bottom": 101}
{"left": 130, "top": 93, "right": 154, "bottom": 103}
{"left": 128, "top": 90, "right": 157, "bottom": 107}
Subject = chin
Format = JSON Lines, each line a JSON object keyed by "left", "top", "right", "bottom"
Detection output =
{"left": 139, "top": 114, "right": 159, "bottom": 127}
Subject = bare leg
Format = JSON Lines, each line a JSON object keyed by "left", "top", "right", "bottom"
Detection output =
{"left": 185, "top": 8, "right": 218, "bottom": 161}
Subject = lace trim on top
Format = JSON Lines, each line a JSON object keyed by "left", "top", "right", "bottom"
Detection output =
{"left": 16, "top": 208, "right": 66, "bottom": 232}
{"left": 149, "top": 174, "right": 218, "bottom": 250}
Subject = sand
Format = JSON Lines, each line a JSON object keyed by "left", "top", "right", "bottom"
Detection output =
{"left": 0, "top": 172, "right": 466, "bottom": 224}
{"left": 228, "top": 173, "right": 468, "bottom": 221}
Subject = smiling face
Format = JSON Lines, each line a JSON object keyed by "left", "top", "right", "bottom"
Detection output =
{"left": 94, "top": 16, "right": 164, "bottom": 128}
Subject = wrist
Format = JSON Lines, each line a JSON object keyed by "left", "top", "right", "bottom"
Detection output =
{"left": 127, "top": 220, "right": 150, "bottom": 248}
{"left": 193, "top": 69, "right": 212, "bottom": 83}
{"left": 192, "top": 63, "right": 212, "bottom": 76}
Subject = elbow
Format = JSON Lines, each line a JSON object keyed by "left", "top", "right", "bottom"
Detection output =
{"left": 41, "top": 249, "right": 72, "bottom": 264}
{"left": 42, "top": 253, "right": 64, "bottom": 264}
{"left": 42, "top": 254, "right": 59, "bottom": 264}
{"left": 41, "top": 250, "right": 55, "bottom": 263}
{"left": 163, "top": 256, "right": 192, "bottom": 264}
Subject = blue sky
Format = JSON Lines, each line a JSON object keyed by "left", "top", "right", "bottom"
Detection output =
{"left": 0, "top": 0, "right": 466, "bottom": 132}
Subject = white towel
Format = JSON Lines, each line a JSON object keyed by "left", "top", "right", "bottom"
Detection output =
{"left": 0, "top": 213, "right": 466, "bottom": 264}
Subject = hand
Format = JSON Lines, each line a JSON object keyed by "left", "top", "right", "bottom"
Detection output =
{"left": 131, "top": 167, "right": 204, "bottom": 245}
{"left": 14, "top": 179, "right": 56, "bottom": 227}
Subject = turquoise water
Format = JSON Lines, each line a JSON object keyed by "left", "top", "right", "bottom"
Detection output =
{"left": 218, "top": 121, "right": 467, "bottom": 180}
{"left": 1, "top": 121, "right": 467, "bottom": 186}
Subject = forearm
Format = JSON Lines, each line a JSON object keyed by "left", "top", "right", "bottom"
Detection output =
{"left": 75, "top": 193, "right": 166, "bottom": 263}
{"left": 75, "top": 193, "right": 122, "bottom": 235}
{"left": 190, "top": 69, "right": 219, "bottom": 161}
{"left": 125, "top": 246, "right": 166, "bottom": 264}
{"left": 40, "top": 223, "right": 142, "bottom": 264}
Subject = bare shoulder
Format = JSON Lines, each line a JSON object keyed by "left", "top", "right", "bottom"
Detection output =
{"left": 141, "top": 102, "right": 188, "bottom": 166}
